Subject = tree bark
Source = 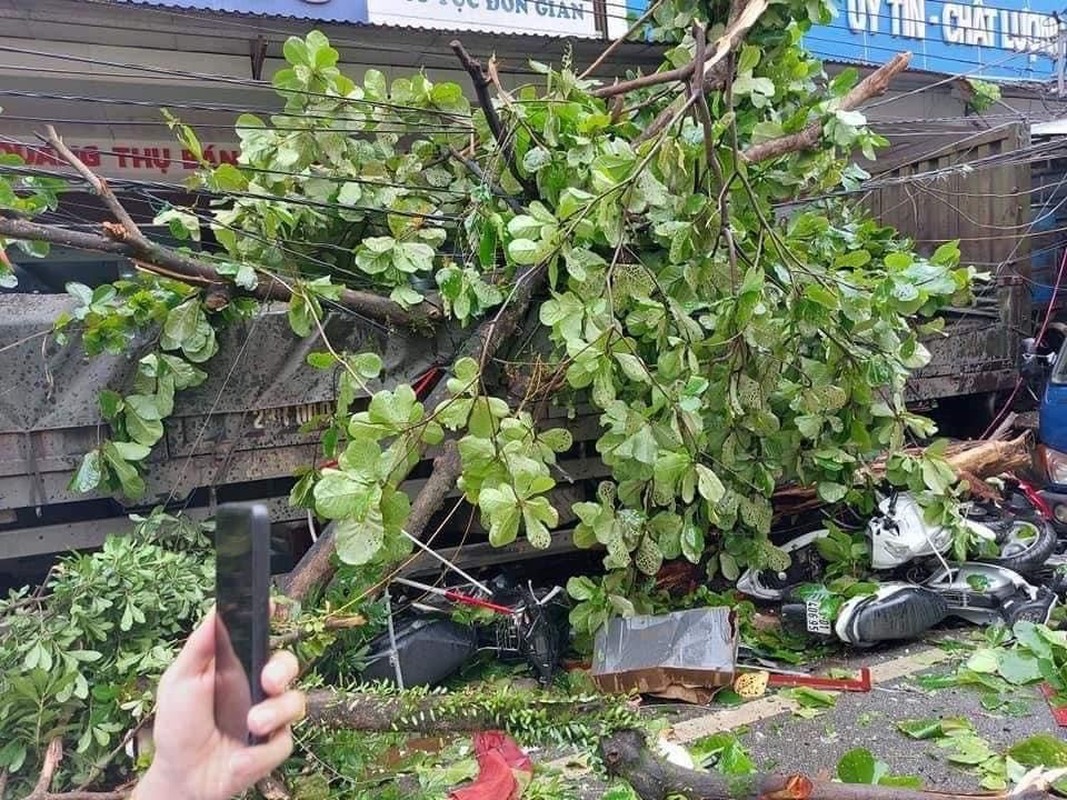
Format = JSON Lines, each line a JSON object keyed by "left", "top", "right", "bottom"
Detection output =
{"left": 773, "top": 433, "right": 1033, "bottom": 518}
{"left": 741, "top": 52, "right": 911, "bottom": 164}
{"left": 450, "top": 40, "right": 538, "bottom": 199}
{"left": 600, "top": 730, "right": 1052, "bottom": 800}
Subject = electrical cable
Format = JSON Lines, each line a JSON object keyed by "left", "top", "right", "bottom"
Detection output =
{"left": 0, "top": 88, "right": 473, "bottom": 128}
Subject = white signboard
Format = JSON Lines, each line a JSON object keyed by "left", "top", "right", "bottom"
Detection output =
{"left": 0, "top": 139, "right": 240, "bottom": 181}
{"left": 367, "top": 0, "right": 628, "bottom": 39}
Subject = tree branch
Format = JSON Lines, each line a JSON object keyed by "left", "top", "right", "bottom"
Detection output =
{"left": 0, "top": 214, "right": 438, "bottom": 328}
{"left": 306, "top": 688, "right": 610, "bottom": 731}
{"left": 600, "top": 729, "right": 1052, "bottom": 800}
{"left": 282, "top": 264, "right": 548, "bottom": 600}
{"left": 44, "top": 126, "right": 141, "bottom": 241}
{"left": 593, "top": 63, "right": 699, "bottom": 99}
{"left": 6, "top": 131, "right": 442, "bottom": 330}
{"left": 19, "top": 739, "right": 130, "bottom": 800}
{"left": 450, "top": 40, "right": 538, "bottom": 199}
{"left": 580, "top": 0, "right": 662, "bottom": 80}
{"left": 634, "top": 0, "right": 767, "bottom": 145}
{"left": 741, "top": 52, "right": 911, "bottom": 164}
{"left": 269, "top": 613, "right": 367, "bottom": 648}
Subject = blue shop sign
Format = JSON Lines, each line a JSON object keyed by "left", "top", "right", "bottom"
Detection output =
{"left": 114, "top": 0, "right": 368, "bottom": 23}
{"left": 622, "top": 0, "right": 1058, "bottom": 80}
{"left": 811, "top": 0, "right": 1059, "bottom": 79}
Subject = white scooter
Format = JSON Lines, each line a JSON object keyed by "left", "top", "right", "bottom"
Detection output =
{"left": 737, "top": 490, "right": 1058, "bottom": 646}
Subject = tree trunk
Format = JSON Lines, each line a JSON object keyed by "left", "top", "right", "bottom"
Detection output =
{"left": 599, "top": 730, "right": 1051, "bottom": 800}
{"left": 306, "top": 688, "right": 610, "bottom": 732}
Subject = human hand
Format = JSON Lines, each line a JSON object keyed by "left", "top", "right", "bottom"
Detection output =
{"left": 132, "top": 610, "right": 304, "bottom": 800}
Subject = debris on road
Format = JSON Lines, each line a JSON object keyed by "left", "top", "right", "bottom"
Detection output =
{"left": 592, "top": 608, "right": 737, "bottom": 704}
{"left": 449, "top": 731, "right": 533, "bottom": 800}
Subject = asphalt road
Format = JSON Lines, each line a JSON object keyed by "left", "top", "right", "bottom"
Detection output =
{"left": 676, "top": 637, "right": 1062, "bottom": 791}
{"left": 547, "top": 636, "right": 1062, "bottom": 797}
{"left": 741, "top": 670, "right": 1058, "bottom": 789}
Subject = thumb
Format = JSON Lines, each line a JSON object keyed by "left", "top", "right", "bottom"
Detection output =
{"left": 165, "top": 610, "right": 217, "bottom": 680}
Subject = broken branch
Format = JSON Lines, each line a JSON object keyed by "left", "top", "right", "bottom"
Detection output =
{"left": 773, "top": 432, "right": 1033, "bottom": 518}
{"left": 741, "top": 52, "right": 911, "bottom": 164}
{"left": 634, "top": 0, "right": 768, "bottom": 145}
{"left": 450, "top": 40, "right": 537, "bottom": 198}
{"left": 600, "top": 730, "right": 1051, "bottom": 800}
{"left": 0, "top": 213, "right": 438, "bottom": 328}
{"left": 269, "top": 613, "right": 367, "bottom": 648}
{"left": 44, "top": 126, "right": 141, "bottom": 242}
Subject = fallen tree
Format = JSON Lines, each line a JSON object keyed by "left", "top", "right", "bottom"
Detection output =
{"left": 305, "top": 687, "right": 626, "bottom": 733}
{"left": 0, "top": 3, "right": 995, "bottom": 792}
{"left": 0, "top": 0, "right": 964, "bottom": 619}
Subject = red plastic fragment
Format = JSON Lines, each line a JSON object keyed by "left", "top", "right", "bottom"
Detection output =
{"left": 449, "top": 731, "right": 533, "bottom": 800}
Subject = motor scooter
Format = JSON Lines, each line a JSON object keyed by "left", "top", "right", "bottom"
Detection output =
{"left": 737, "top": 487, "right": 1058, "bottom": 646}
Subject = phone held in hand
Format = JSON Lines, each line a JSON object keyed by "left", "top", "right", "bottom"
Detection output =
{"left": 214, "top": 503, "right": 271, "bottom": 745}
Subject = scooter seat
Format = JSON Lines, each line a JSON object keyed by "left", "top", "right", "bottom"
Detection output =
{"left": 836, "top": 585, "right": 949, "bottom": 646}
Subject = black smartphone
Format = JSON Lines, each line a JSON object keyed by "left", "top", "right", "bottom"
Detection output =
{"left": 214, "top": 503, "right": 271, "bottom": 745}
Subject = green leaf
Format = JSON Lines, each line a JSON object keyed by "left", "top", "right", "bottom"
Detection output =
{"left": 997, "top": 650, "right": 1042, "bottom": 686}
{"left": 67, "top": 282, "right": 93, "bottom": 306}
{"left": 507, "top": 238, "right": 541, "bottom": 266}
{"left": 102, "top": 443, "right": 146, "bottom": 498}
{"left": 897, "top": 718, "right": 960, "bottom": 740}
{"left": 614, "top": 352, "right": 649, "bottom": 383}
{"left": 966, "top": 648, "right": 1000, "bottom": 674}
{"left": 160, "top": 300, "right": 206, "bottom": 351}
{"left": 353, "top": 352, "right": 383, "bottom": 379}
{"left": 1008, "top": 734, "right": 1067, "bottom": 768}
{"left": 125, "top": 394, "right": 162, "bottom": 421}
{"left": 333, "top": 515, "right": 384, "bottom": 566}
{"left": 307, "top": 351, "right": 337, "bottom": 370}
{"left": 430, "top": 82, "right": 466, "bottom": 111}
{"left": 522, "top": 146, "right": 552, "bottom": 173}
{"left": 804, "top": 284, "right": 838, "bottom": 309}
{"left": 313, "top": 470, "right": 372, "bottom": 519}
{"left": 837, "top": 748, "right": 878, "bottom": 784}
{"left": 681, "top": 523, "right": 704, "bottom": 564}
{"left": 111, "top": 441, "right": 152, "bottom": 462}
{"left": 696, "top": 465, "right": 725, "bottom": 504}
{"left": 283, "top": 35, "right": 309, "bottom": 66}
{"left": 567, "top": 575, "right": 598, "bottom": 601}
{"left": 70, "top": 449, "right": 104, "bottom": 493}
{"left": 817, "top": 482, "right": 848, "bottom": 504}
{"left": 124, "top": 403, "right": 165, "bottom": 448}
{"left": 159, "top": 355, "right": 208, "bottom": 390}
{"left": 737, "top": 44, "right": 761, "bottom": 73}
{"left": 98, "top": 390, "right": 124, "bottom": 421}
{"left": 880, "top": 775, "right": 924, "bottom": 789}
{"left": 782, "top": 686, "right": 837, "bottom": 708}
{"left": 479, "top": 485, "right": 521, "bottom": 546}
